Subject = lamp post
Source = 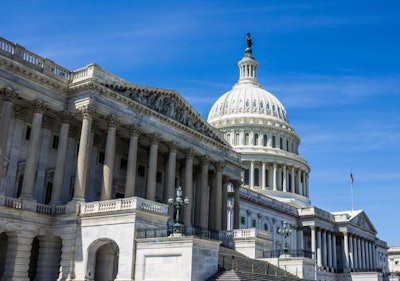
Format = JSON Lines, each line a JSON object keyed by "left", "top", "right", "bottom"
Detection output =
{"left": 168, "top": 186, "right": 189, "bottom": 236}
{"left": 278, "top": 221, "right": 293, "bottom": 258}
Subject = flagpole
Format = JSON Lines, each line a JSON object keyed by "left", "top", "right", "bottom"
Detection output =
{"left": 351, "top": 180, "right": 354, "bottom": 211}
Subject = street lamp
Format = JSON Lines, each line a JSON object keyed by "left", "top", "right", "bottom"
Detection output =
{"left": 278, "top": 221, "right": 293, "bottom": 258}
{"left": 168, "top": 186, "right": 189, "bottom": 236}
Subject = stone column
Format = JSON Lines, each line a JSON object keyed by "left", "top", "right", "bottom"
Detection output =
{"left": 233, "top": 180, "right": 240, "bottom": 229}
{"left": 353, "top": 236, "right": 358, "bottom": 270}
{"left": 250, "top": 161, "right": 254, "bottom": 189}
{"left": 327, "top": 232, "right": 332, "bottom": 268}
{"left": 296, "top": 169, "right": 301, "bottom": 195}
{"left": 291, "top": 166, "right": 295, "bottom": 193}
{"left": 125, "top": 126, "right": 140, "bottom": 197}
{"left": 35, "top": 236, "right": 62, "bottom": 280}
{"left": 214, "top": 162, "right": 224, "bottom": 231}
{"left": 199, "top": 157, "right": 210, "bottom": 229}
{"left": 310, "top": 226, "right": 316, "bottom": 261}
{"left": 146, "top": 135, "right": 159, "bottom": 201}
{"left": 2, "top": 232, "right": 34, "bottom": 281}
{"left": 349, "top": 234, "right": 353, "bottom": 269}
{"left": 50, "top": 112, "right": 71, "bottom": 205}
{"left": 20, "top": 100, "right": 46, "bottom": 199}
{"left": 322, "top": 230, "right": 327, "bottom": 267}
{"left": 357, "top": 238, "right": 362, "bottom": 270}
{"left": 272, "top": 162, "right": 277, "bottom": 191}
{"left": 183, "top": 150, "right": 194, "bottom": 228}
{"left": 332, "top": 235, "right": 337, "bottom": 269}
{"left": 0, "top": 88, "right": 17, "bottom": 191}
{"left": 343, "top": 231, "right": 349, "bottom": 269}
{"left": 362, "top": 239, "right": 366, "bottom": 270}
{"left": 73, "top": 105, "right": 95, "bottom": 201}
{"left": 282, "top": 165, "right": 287, "bottom": 192}
{"left": 261, "top": 161, "right": 266, "bottom": 189}
{"left": 317, "top": 228, "right": 322, "bottom": 268}
{"left": 101, "top": 115, "right": 118, "bottom": 201}
{"left": 221, "top": 180, "right": 228, "bottom": 231}
{"left": 368, "top": 242, "right": 373, "bottom": 270}
{"left": 165, "top": 142, "right": 177, "bottom": 216}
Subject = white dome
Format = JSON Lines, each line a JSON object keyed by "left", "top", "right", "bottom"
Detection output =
{"left": 207, "top": 82, "right": 288, "bottom": 124}
{"left": 207, "top": 37, "right": 288, "bottom": 125}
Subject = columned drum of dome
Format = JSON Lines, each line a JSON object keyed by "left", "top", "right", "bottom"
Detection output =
{"left": 208, "top": 34, "right": 311, "bottom": 208}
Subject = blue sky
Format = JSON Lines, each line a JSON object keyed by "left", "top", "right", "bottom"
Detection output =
{"left": 2, "top": 1, "right": 399, "bottom": 246}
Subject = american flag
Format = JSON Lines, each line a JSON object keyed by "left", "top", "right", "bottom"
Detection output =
{"left": 350, "top": 173, "right": 354, "bottom": 184}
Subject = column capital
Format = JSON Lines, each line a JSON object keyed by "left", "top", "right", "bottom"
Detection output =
{"left": 200, "top": 155, "right": 211, "bottom": 166}
{"left": 215, "top": 161, "right": 225, "bottom": 172}
{"left": 57, "top": 111, "right": 73, "bottom": 124}
{"left": 32, "top": 100, "right": 47, "bottom": 114}
{"left": 106, "top": 114, "right": 119, "bottom": 128}
{"left": 168, "top": 141, "right": 179, "bottom": 153}
{"left": 149, "top": 134, "right": 161, "bottom": 145}
{"left": 1, "top": 87, "right": 18, "bottom": 101}
{"left": 128, "top": 125, "right": 141, "bottom": 137}
{"left": 78, "top": 104, "right": 96, "bottom": 118}
{"left": 185, "top": 148, "right": 195, "bottom": 159}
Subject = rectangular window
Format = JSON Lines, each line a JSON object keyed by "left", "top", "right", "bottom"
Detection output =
{"left": 240, "top": 216, "right": 246, "bottom": 225}
{"left": 52, "top": 134, "right": 59, "bottom": 149}
{"left": 251, "top": 219, "right": 256, "bottom": 228}
{"left": 25, "top": 125, "right": 31, "bottom": 140}
{"left": 120, "top": 157, "right": 128, "bottom": 171}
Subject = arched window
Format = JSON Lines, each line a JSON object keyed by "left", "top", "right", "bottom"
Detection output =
{"left": 263, "top": 134, "right": 268, "bottom": 146}
{"left": 253, "top": 134, "right": 258, "bottom": 146}
{"left": 244, "top": 169, "right": 250, "bottom": 185}
{"left": 235, "top": 133, "right": 240, "bottom": 146}
{"left": 280, "top": 138, "right": 283, "bottom": 149}
{"left": 244, "top": 133, "right": 249, "bottom": 145}
{"left": 286, "top": 140, "right": 289, "bottom": 151}
{"left": 272, "top": 136, "right": 276, "bottom": 148}
{"left": 226, "top": 133, "right": 231, "bottom": 143}
{"left": 245, "top": 100, "right": 249, "bottom": 108}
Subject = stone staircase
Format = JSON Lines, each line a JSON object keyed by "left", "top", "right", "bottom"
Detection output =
{"left": 207, "top": 246, "right": 309, "bottom": 281}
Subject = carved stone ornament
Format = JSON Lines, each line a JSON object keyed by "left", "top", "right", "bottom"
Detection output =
{"left": 102, "top": 84, "right": 218, "bottom": 140}
{"left": 185, "top": 149, "right": 194, "bottom": 158}
{"left": 215, "top": 161, "right": 225, "bottom": 172}
{"left": 128, "top": 125, "right": 141, "bottom": 137}
{"left": 32, "top": 100, "right": 47, "bottom": 114}
{"left": 57, "top": 111, "right": 73, "bottom": 124}
{"left": 149, "top": 133, "right": 161, "bottom": 145}
{"left": 42, "top": 116, "right": 54, "bottom": 130}
{"left": 78, "top": 104, "right": 96, "bottom": 118}
{"left": 168, "top": 141, "right": 178, "bottom": 153}
{"left": 106, "top": 115, "right": 119, "bottom": 128}
{"left": 14, "top": 105, "right": 26, "bottom": 120}
{"left": 1, "top": 87, "right": 18, "bottom": 102}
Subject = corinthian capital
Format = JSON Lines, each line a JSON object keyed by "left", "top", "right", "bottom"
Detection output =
{"left": 1, "top": 87, "right": 18, "bottom": 102}
{"left": 106, "top": 115, "right": 119, "bottom": 128}
{"left": 32, "top": 100, "right": 47, "bottom": 114}
{"left": 57, "top": 111, "right": 73, "bottom": 124}
{"left": 78, "top": 104, "right": 96, "bottom": 118}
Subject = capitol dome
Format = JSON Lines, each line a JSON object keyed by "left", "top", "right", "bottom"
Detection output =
{"left": 208, "top": 34, "right": 311, "bottom": 208}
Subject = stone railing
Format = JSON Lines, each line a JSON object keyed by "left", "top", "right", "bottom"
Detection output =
{"left": 0, "top": 37, "right": 71, "bottom": 82}
{"left": 240, "top": 187, "right": 298, "bottom": 215}
{"left": 80, "top": 197, "right": 169, "bottom": 215}
{"left": 0, "top": 195, "right": 66, "bottom": 215}
{"left": 3, "top": 196, "right": 22, "bottom": 209}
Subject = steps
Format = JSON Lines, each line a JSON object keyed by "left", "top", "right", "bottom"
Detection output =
{"left": 207, "top": 246, "right": 307, "bottom": 281}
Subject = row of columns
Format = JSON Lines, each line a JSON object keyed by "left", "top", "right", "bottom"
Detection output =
{"left": 246, "top": 161, "right": 309, "bottom": 197}
{"left": 309, "top": 226, "right": 377, "bottom": 272}
{"left": 227, "top": 130, "right": 299, "bottom": 154}
{"left": 344, "top": 232, "right": 377, "bottom": 271}
{"left": 0, "top": 93, "right": 235, "bottom": 231}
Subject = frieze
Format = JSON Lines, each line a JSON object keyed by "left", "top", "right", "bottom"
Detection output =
{"left": 102, "top": 84, "right": 218, "bottom": 140}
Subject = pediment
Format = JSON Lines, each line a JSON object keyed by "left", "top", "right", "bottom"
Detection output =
{"left": 350, "top": 211, "right": 377, "bottom": 233}
{"left": 101, "top": 83, "right": 226, "bottom": 145}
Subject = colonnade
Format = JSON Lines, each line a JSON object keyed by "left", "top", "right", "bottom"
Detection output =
{"left": 308, "top": 226, "right": 377, "bottom": 272}
{"left": 0, "top": 90, "right": 239, "bottom": 231}
{"left": 245, "top": 160, "right": 309, "bottom": 197}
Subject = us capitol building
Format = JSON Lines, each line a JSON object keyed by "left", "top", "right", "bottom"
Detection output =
{"left": 0, "top": 35, "right": 390, "bottom": 281}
